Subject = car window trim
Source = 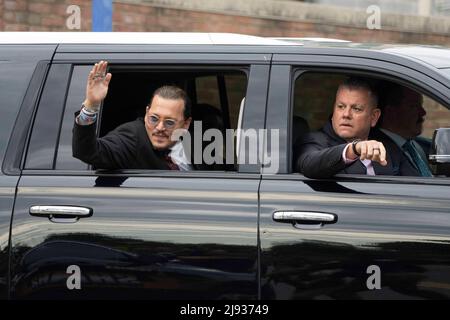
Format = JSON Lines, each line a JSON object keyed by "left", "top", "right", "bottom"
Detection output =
{"left": 274, "top": 52, "right": 450, "bottom": 92}
{"left": 36, "top": 63, "right": 252, "bottom": 173}
{"left": 284, "top": 66, "right": 450, "bottom": 175}
{"left": 21, "top": 169, "right": 263, "bottom": 179}
{"left": 263, "top": 172, "right": 450, "bottom": 185}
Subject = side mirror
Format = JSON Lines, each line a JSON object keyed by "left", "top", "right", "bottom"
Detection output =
{"left": 429, "top": 128, "right": 450, "bottom": 176}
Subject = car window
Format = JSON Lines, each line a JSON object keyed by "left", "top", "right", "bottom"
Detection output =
{"left": 54, "top": 65, "right": 248, "bottom": 171}
{"left": 25, "top": 64, "right": 71, "bottom": 169}
{"left": 291, "top": 71, "right": 450, "bottom": 177}
{"left": 0, "top": 62, "right": 37, "bottom": 165}
{"left": 55, "top": 66, "right": 91, "bottom": 170}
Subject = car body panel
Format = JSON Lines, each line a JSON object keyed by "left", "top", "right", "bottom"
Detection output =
{"left": 0, "top": 44, "right": 56, "bottom": 299}
{"left": 259, "top": 175, "right": 450, "bottom": 299}
{"left": 9, "top": 49, "right": 270, "bottom": 299}
{"left": 11, "top": 174, "right": 260, "bottom": 299}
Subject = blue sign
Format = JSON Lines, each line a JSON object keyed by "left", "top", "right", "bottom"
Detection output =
{"left": 92, "top": 0, "right": 112, "bottom": 32}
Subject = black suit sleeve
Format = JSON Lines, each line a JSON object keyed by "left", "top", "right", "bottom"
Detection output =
{"left": 72, "top": 113, "right": 137, "bottom": 169}
{"left": 294, "top": 132, "right": 348, "bottom": 179}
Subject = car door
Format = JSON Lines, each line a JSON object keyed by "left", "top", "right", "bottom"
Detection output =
{"left": 10, "top": 47, "right": 270, "bottom": 299}
{"left": 259, "top": 53, "right": 450, "bottom": 299}
{"left": 0, "top": 45, "right": 56, "bottom": 299}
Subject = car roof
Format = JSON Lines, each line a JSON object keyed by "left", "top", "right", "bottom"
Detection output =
{"left": 2, "top": 32, "right": 450, "bottom": 69}
{"left": 275, "top": 38, "right": 450, "bottom": 69}
{"left": 379, "top": 46, "right": 450, "bottom": 69}
{"left": 0, "top": 32, "right": 295, "bottom": 46}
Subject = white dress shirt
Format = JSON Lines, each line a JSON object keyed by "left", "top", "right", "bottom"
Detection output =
{"left": 169, "top": 141, "right": 193, "bottom": 171}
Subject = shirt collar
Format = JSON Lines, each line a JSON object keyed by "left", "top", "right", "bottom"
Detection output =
{"left": 169, "top": 140, "right": 192, "bottom": 166}
{"left": 169, "top": 140, "right": 183, "bottom": 156}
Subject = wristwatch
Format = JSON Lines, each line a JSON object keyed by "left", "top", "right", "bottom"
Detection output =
{"left": 352, "top": 139, "right": 362, "bottom": 156}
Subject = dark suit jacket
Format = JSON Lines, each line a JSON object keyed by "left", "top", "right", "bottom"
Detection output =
{"left": 414, "top": 136, "right": 432, "bottom": 157}
{"left": 73, "top": 113, "right": 228, "bottom": 170}
{"left": 73, "top": 116, "right": 170, "bottom": 170}
{"left": 294, "top": 121, "right": 419, "bottom": 178}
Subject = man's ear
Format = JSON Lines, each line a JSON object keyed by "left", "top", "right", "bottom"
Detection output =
{"left": 371, "top": 107, "right": 381, "bottom": 127}
{"left": 183, "top": 117, "right": 192, "bottom": 130}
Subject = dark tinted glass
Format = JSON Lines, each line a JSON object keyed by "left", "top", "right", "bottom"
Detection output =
{"left": 0, "top": 62, "right": 37, "bottom": 165}
{"left": 55, "top": 66, "right": 91, "bottom": 170}
{"left": 25, "top": 64, "right": 71, "bottom": 169}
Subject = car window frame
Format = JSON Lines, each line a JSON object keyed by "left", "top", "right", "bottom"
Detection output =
{"left": 264, "top": 54, "right": 450, "bottom": 178}
{"left": 22, "top": 60, "right": 269, "bottom": 176}
{"left": 2, "top": 60, "right": 51, "bottom": 176}
{"left": 289, "top": 67, "right": 450, "bottom": 179}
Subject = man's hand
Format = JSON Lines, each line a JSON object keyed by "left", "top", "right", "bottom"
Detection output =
{"left": 347, "top": 140, "right": 388, "bottom": 166}
{"left": 84, "top": 60, "right": 112, "bottom": 111}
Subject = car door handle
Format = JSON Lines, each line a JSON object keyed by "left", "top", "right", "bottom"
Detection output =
{"left": 30, "top": 205, "right": 92, "bottom": 223}
{"left": 273, "top": 211, "right": 337, "bottom": 230}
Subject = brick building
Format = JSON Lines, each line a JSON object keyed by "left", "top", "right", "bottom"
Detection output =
{"left": 1, "top": 0, "right": 450, "bottom": 45}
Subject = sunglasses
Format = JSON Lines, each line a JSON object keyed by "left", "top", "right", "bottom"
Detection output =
{"left": 147, "top": 115, "right": 178, "bottom": 129}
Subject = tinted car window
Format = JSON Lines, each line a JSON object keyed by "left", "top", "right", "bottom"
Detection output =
{"left": 292, "top": 71, "right": 450, "bottom": 177}
{"left": 25, "top": 64, "right": 71, "bottom": 169}
{"left": 55, "top": 66, "right": 91, "bottom": 170}
{"left": 0, "top": 62, "right": 37, "bottom": 165}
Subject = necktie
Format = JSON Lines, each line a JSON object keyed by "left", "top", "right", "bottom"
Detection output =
{"left": 164, "top": 154, "right": 179, "bottom": 170}
{"left": 361, "top": 159, "right": 375, "bottom": 176}
{"left": 403, "top": 140, "right": 432, "bottom": 177}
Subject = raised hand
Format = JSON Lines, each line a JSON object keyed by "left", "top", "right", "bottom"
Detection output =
{"left": 84, "top": 60, "right": 112, "bottom": 111}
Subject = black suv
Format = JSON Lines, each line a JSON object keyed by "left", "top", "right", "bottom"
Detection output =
{"left": 1, "top": 32, "right": 450, "bottom": 300}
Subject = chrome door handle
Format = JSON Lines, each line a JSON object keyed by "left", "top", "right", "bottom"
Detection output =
{"left": 30, "top": 205, "right": 92, "bottom": 223}
{"left": 273, "top": 211, "right": 337, "bottom": 230}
